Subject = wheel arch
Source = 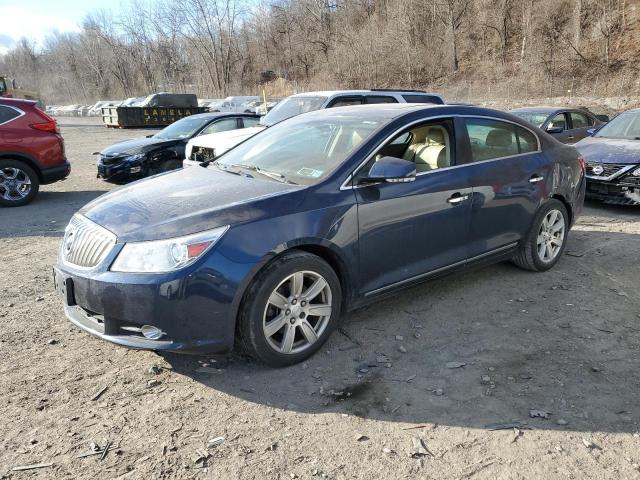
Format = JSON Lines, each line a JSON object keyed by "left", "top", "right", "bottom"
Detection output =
{"left": 231, "top": 240, "right": 354, "bottom": 339}
{"left": 0, "top": 152, "right": 43, "bottom": 182}
{"left": 549, "top": 193, "right": 572, "bottom": 226}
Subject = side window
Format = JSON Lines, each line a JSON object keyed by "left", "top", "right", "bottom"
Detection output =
{"left": 369, "top": 120, "right": 454, "bottom": 175}
{"left": 516, "top": 126, "right": 538, "bottom": 153}
{"left": 570, "top": 112, "right": 590, "bottom": 129}
{"left": 365, "top": 96, "right": 398, "bottom": 104}
{"left": 328, "top": 97, "right": 363, "bottom": 108}
{"left": 242, "top": 117, "right": 261, "bottom": 128}
{"left": 464, "top": 118, "right": 519, "bottom": 162}
{"left": 199, "top": 118, "right": 238, "bottom": 135}
{"left": 0, "top": 106, "right": 21, "bottom": 125}
{"left": 548, "top": 113, "right": 567, "bottom": 130}
{"left": 402, "top": 94, "right": 443, "bottom": 104}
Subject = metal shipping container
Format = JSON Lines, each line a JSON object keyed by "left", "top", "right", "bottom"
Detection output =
{"left": 101, "top": 106, "right": 207, "bottom": 128}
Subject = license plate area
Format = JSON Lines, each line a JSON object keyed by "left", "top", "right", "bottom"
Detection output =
{"left": 53, "top": 267, "right": 76, "bottom": 306}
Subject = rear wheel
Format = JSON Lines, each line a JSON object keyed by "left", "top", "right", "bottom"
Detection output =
{"left": 237, "top": 251, "right": 341, "bottom": 367}
{"left": 0, "top": 159, "right": 40, "bottom": 207}
{"left": 513, "top": 199, "right": 568, "bottom": 271}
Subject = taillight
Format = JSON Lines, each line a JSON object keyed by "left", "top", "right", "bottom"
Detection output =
{"left": 30, "top": 120, "right": 60, "bottom": 134}
{"left": 577, "top": 154, "right": 586, "bottom": 174}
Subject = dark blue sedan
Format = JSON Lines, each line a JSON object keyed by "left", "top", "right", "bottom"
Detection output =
{"left": 54, "top": 104, "right": 585, "bottom": 366}
{"left": 575, "top": 108, "right": 640, "bottom": 205}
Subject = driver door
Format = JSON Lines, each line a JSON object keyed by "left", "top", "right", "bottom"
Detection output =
{"left": 354, "top": 118, "right": 472, "bottom": 296}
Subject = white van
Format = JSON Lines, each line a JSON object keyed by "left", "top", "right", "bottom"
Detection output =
{"left": 209, "top": 96, "right": 261, "bottom": 113}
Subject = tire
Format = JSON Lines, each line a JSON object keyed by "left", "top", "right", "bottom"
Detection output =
{"left": 0, "top": 159, "right": 40, "bottom": 207}
{"left": 237, "top": 250, "right": 342, "bottom": 367}
{"left": 513, "top": 199, "right": 569, "bottom": 272}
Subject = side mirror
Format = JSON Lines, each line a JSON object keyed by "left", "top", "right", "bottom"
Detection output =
{"left": 586, "top": 128, "right": 596, "bottom": 136}
{"left": 546, "top": 126, "right": 564, "bottom": 134}
{"left": 145, "top": 134, "right": 154, "bottom": 138}
{"left": 361, "top": 157, "right": 416, "bottom": 184}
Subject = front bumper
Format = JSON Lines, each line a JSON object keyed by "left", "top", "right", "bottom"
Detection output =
{"left": 585, "top": 177, "right": 640, "bottom": 205}
{"left": 54, "top": 255, "right": 242, "bottom": 354}
{"left": 96, "top": 156, "right": 144, "bottom": 184}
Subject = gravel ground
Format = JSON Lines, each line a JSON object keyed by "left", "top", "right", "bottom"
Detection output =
{"left": 1, "top": 117, "right": 639, "bottom": 479}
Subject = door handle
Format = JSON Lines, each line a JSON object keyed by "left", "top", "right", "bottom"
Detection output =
{"left": 447, "top": 193, "right": 469, "bottom": 205}
{"left": 567, "top": 136, "right": 574, "bottom": 140}
{"left": 529, "top": 175, "right": 544, "bottom": 184}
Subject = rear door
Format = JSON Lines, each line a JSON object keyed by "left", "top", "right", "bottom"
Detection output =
{"left": 566, "top": 111, "right": 593, "bottom": 144}
{"left": 459, "top": 117, "right": 545, "bottom": 258}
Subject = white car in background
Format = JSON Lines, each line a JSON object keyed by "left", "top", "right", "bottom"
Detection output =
{"left": 209, "top": 96, "right": 261, "bottom": 113}
{"left": 183, "top": 89, "right": 444, "bottom": 167}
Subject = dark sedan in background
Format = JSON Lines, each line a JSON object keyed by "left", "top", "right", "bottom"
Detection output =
{"left": 575, "top": 108, "right": 640, "bottom": 205}
{"left": 510, "top": 107, "right": 606, "bottom": 144}
{"left": 56, "top": 104, "right": 585, "bottom": 367}
{"left": 96, "top": 112, "right": 260, "bottom": 183}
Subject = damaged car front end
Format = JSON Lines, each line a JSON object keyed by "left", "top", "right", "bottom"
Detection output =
{"left": 575, "top": 108, "right": 640, "bottom": 205}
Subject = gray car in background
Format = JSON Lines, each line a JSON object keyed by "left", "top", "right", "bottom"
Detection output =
{"left": 510, "top": 107, "right": 606, "bottom": 144}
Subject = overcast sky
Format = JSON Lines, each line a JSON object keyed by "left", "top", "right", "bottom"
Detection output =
{"left": 0, "top": 0, "right": 105, "bottom": 54}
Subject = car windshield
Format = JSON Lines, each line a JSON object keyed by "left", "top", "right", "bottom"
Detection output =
{"left": 260, "top": 96, "right": 327, "bottom": 126}
{"left": 153, "top": 116, "right": 212, "bottom": 140}
{"left": 510, "top": 111, "right": 552, "bottom": 128}
{"left": 594, "top": 111, "right": 640, "bottom": 140}
{"left": 216, "top": 114, "right": 381, "bottom": 185}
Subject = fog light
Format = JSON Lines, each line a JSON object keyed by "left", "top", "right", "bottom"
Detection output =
{"left": 140, "top": 325, "right": 165, "bottom": 340}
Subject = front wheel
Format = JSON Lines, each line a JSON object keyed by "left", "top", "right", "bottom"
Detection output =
{"left": 513, "top": 199, "right": 569, "bottom": 272}
{"left": 237, "top": 251, "right": 341, "bottom": 367}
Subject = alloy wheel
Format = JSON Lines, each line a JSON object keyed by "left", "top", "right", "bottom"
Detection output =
{"left": 536, "top": 209, "right": 565, "bottom": 263}
{"left": 263, "top": 270, "right": 333, "bottom": 354}
{"left": 0, "top": 167, "right": 32, "bottom": 202}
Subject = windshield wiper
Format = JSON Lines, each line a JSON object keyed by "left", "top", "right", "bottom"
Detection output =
{"left": 223, "top": 163, "right": 296, "bottom": 184}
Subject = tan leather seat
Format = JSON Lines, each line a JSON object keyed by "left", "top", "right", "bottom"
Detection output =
{"left": 403, "top": 126, "right": 450, "bottom": 172}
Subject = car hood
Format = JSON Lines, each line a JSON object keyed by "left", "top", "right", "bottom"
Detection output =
{"left": 100, "top": 137, "right": 179, "bottom": 156}
{"left": 575, "top": 136, "right": 640, "bottom": 164}
{"left": 80, "top": 166, "right": 304, "bottom": 242}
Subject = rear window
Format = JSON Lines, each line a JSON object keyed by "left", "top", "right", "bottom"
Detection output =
{"left": 402, "top": 94, "right": 443, "bottom": 104}
{"left": 0, "top": 106, "right": 21, "bottom": 125}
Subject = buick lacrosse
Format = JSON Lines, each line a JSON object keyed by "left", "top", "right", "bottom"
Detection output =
{"left": 55, "top": 104, "right": 585, "bottom": 366}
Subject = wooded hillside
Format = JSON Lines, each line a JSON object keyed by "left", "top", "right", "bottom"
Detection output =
{"left": 1, "top": 0, "right": 636, "bottom": 104}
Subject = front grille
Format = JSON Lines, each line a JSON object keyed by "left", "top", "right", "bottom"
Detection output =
{"left": 586, "top": 162, "right": 631, "bottom": 179}
{"left": 62, "top": 215, "right": 116, "bottom": 268}
{"left": 190, "top": 147, "right": 216, "bottom": 162}
{"left": 620, "top": 175, "right": 640, "bottom": 186}
{"left": 100, "top": 154, "right": 125, "bottom": 166}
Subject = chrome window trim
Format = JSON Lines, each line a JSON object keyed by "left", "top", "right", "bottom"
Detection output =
{"left": 340, "top": 114, "right": 542, "bottom": 190}
{"left": 0, "top": 105, "right": 26, "bottom": 127}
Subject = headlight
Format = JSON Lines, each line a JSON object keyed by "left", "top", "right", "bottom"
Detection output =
{"left": 110, "top": 226, "right": 229, "bottom": 273}
{"left": 126, "top": 153, "right": 146, "bottom": 163}
{"left": 632, "top": 166, "right": 640, "bottom": 177}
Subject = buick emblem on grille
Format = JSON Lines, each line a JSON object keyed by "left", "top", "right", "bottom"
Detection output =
{"left": 592, "top": 165, "right": 604, "bottom": 175}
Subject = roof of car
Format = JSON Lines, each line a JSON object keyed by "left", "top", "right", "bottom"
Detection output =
{"left": 188, "top": 111, "right": 259, "bottom": 120}
{"left": 291, "top": 90, "right": 442, "bottom": 98}
{"left": 0, "top": 98, "right": 37, "bottom": 107}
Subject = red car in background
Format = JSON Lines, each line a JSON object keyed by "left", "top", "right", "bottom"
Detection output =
{"left": 0, "top": 98, "right": 70, "bottom": 206}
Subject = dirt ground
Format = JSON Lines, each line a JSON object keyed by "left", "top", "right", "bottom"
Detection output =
{"left": 1, "top": 117, "right": 639, "bottom": 480}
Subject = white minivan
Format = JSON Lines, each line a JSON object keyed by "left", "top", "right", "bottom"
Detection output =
{"left": 184, "top": 89, "right": 444, "bottom": 166}
{"left": 209, "top": 96, "right": 261, "bottom": 113}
